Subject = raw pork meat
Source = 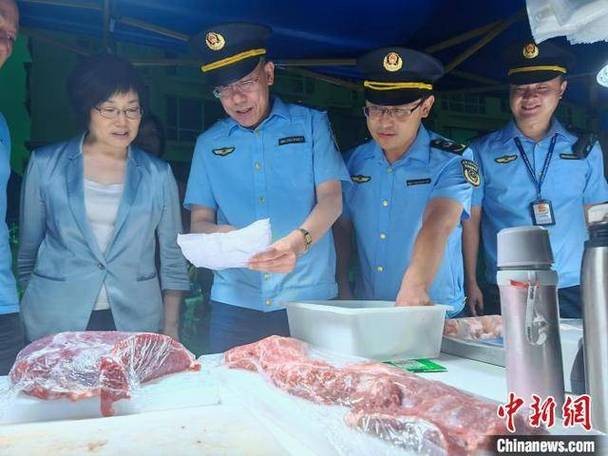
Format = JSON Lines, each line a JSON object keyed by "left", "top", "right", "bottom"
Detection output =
{"left": 443, "top": 315, "right": 503, "bottom": 340}
{"left": 225, "top": 336, "right": 402, "bottom": 409}
{"left": 224, "top": 335, "right": 309, "bottom": 371}
{"left": 10, "top": 331, "right": 200, "bottom": 416}
{"left": 225, "top": 336, "right": 535, "bottom": 455}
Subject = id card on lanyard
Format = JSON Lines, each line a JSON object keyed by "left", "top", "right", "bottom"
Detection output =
{"left": 514, "top": 134, "right": 558, "bottom": 226}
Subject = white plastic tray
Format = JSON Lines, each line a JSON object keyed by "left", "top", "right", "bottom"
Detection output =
{"left": 286, "top": 300, "right": 448, "bottom": 361}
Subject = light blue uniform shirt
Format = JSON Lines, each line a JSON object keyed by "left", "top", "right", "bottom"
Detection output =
{"left": 0, "top": 113, "right": 19, "bottom": 314}
{"left": 184, "top": 98, "right": 349, "bottom": 311}
{"left": 343, "top": 126, "right": 474, "bottom": 316}
{"left": 471, "top": 119, "right": 608, "bottom": 288}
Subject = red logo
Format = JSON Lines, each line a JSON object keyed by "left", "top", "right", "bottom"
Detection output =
{"left": 497, "top": 392, "right": 525, "bottom": 433}
{"left": 498, "top": 393, "right": 592, "bottom": 432}
{"left": 529, "top": 394, "right": 556, "bottom": 428}
{"left": 563, "top": 395, "right": 592, "bottom": 431}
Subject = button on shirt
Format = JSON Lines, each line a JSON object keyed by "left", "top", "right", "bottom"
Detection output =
{"left": 471, "top": 119, "right": 608, "bottom": 288}
{"left": 0, "top": 113, "right": 18, "bottom": 314}
{"left": 184, "top": 98, "right": 349, "bottom": 311}
{"left": 343, "top": 126, "right": 474, "bottom": 315}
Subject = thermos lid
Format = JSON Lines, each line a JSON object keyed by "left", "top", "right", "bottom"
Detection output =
{"left": 497, "top": 226, "right": 554, "bottom": 268}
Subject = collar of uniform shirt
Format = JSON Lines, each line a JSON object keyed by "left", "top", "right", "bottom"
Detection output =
{"left": 226, "top": 96, "right": 291, "bottom": 136}
{"left": 500, "top": 118, "right": 574, "bottom": 144}
{"left": 372, "top": 124, "right": 431, "bottom": 167}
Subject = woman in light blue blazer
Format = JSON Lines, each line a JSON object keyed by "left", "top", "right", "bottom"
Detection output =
{"left": 18, "top": 55, "right": 190, "bottom": 342}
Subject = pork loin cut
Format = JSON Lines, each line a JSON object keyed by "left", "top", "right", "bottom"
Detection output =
{"left": 225, "top": 336, "right": 538, "bottom": 455}
{"left": 10, "top": 331, "right": 200, "bottom": 416}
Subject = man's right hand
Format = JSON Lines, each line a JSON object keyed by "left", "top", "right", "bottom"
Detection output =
{"left": 466, "top": 282, "right": 484, "bottom": 316}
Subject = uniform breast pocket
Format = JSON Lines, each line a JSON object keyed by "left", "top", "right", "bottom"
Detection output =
{"left": 394, "top": 178, "right": 432, "bottom": 215}
{"left": 546, "top": 157, "right": 587, "bottom": 197}
{"left": 269, "top": 141, "right": 313, "bottom": 190}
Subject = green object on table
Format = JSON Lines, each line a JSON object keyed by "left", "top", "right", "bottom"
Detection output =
{"left": 384, "top": 358, "right": 447, "bottom": 373}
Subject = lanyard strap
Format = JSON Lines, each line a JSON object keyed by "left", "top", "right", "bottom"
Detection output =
{"left": 513, "top": 134, "right": 558, "bottom": 200}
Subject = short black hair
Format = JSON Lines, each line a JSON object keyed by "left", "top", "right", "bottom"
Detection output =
{"left": 66, "top": 54, "right": 146, "bottom": 128}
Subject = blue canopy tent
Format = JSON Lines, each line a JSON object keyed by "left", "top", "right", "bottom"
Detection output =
{"left": 15, "top": 0, "right": 608, "bottom": 104}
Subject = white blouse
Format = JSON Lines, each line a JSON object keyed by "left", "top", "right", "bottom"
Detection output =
{"left": 84, "top": 178, "right": 124, "bottom": 311}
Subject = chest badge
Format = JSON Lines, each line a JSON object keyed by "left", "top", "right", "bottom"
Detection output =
{"left": 495, "top": 154, "right": 518, "bottom": 164}
{"left": 462, "top": 159, "right": 481, "bottom": 187}
{"left": 352, "top": 175, "right": 371, "bottom": 184}
{"left": 278, "top": 136, "right": 306, "bottom": 146}
{"left": 406, "top": 178, "right": 432, "bottom": 186}
{"left": 559, "top": 153, "right": 582, "bottom": 160}
{"left": 212, "top": 146, "right": 235, "bottom": 157}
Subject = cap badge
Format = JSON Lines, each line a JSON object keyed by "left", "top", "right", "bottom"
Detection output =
{"left": 383, "top": 52, "right": 403, "bottom": 72}
{"left": 522, "top": 43, "right": 539, "bottom": 59}
{"left": 205, "top": 32, "right": 225, "bottom": 51}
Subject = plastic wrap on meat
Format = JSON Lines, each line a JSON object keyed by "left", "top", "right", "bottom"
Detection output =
{"left": 268, "top": 360, "right": 402, "bottom": 410}
{"left": 224, "top": 335, "right": 309, "bottom": 371}
{"left": 344, "top": 363, "right": 539, "bottom": 454}
{"left": 345, "top": 408, "right": 449, "bottom": 456}
{"left": 9, "top": 331, "right": 201, "bottom": 416}
{"left": 225, "top": 336, "right": 537, "bottom": 455}
{"left": 443, "top": 315, "right": 503, "bottom": 340}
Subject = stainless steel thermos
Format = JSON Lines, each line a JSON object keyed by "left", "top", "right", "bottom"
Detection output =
{"left": 581, "top": 203, "right": 608, "bottom": 433}
{"left": 497, "top": 226, "right": 565, "bottom": 408}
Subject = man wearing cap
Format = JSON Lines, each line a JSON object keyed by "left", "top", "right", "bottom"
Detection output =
{"left": 0, "top": 0, "right": 22, "bottom": 374}
{"left": 334, "top": 48, "right": 476, "bottom": 316}
{"left": 185, "top": 23, "right": 349, "bottom": 352}
{"left": 463, "top": 39, "right": 608, "bottom": 318}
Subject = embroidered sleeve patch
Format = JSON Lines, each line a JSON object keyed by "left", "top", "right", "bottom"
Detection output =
{"left": 278, "top": 136, "right": 306, "bottom": 146}
{"left": 430, "top": 138, "right": 467, "bottom": 155}
{"left": 406, "top": 178, "right": 432, "bottom": 186}
{"left": 352, "top": 175, "right": 371, "bottom": 184}
{"left": 461, "top": 159, "right": 480, "bottom": 187}
{"left": 495, "top": 154, "right": 518, "bottom": 164}
{"left": 212, "top": 146, "right": 235, "bottom": 156}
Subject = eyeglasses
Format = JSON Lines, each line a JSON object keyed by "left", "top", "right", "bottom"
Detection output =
{"left": 95, "top": 106, "right": 143, "bottom": 120}
{"left": 363, "top": 99, "right": 425, "bottom": 121}
{"left": 213, "top": 75, "right": 261, "bottom": 99}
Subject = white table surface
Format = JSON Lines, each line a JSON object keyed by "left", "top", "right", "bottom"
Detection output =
{"left": 419, "top": 353, "right": 508, "bottom": 403}
{"left": 0, "top": 353, "right": 511, "bottom": 455}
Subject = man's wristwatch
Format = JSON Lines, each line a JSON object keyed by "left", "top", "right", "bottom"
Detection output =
{"left": 297, "top": 228, "right": 313, "bottom": 252}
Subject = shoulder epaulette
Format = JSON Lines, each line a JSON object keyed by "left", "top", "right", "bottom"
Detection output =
{"left": 572, "top": 132, "right": 597, "bottom": 159}
{"left": 430, "top": 138, "right": 467, "bottom": 155}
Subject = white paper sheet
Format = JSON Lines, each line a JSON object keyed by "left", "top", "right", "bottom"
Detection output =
{"left": 177, "top": 218, "right": 272, "bottom": 270}
{"left": 527, "top": 0, "right": 608, "bottom": 44}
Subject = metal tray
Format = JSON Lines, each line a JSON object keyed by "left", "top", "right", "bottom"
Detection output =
{"left": 441, "top": 336, "right": 505, "bottom": 367}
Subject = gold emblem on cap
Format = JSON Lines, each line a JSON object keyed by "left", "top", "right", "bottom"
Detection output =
{"left": 205, "top": 32, "right": 225, "bottom": 51}
{"left": 522, "top": 43, "right": 539, "bottom": 59}
{"left": 383, "top": 52, "right": 403, "bottom": 72}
